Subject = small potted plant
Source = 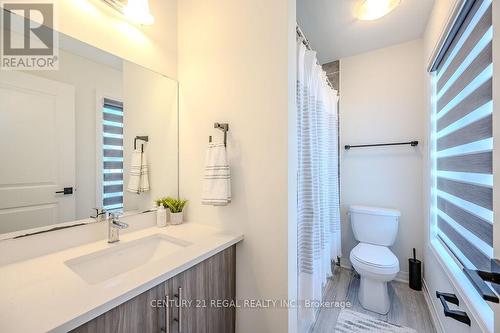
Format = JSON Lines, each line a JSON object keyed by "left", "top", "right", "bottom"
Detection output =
{"left": 163, "top": 197, "right": 188, "bottom": 225}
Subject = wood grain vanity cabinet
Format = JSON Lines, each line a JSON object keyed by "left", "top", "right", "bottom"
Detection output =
{"left": 71, "top": 246, "right": 235, "bottom": 333}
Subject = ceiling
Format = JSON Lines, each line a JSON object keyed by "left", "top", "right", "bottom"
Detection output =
{"left": 297, "top": 0, "right": 435, "bottom": 64}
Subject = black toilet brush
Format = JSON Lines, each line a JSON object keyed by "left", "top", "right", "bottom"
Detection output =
{"left": 409, "top": 248, "right": 422, "bottom": 291}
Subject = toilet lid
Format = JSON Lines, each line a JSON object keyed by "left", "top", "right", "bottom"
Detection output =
{"left": 351, "top": 243, "right": 398, "bottom": 268}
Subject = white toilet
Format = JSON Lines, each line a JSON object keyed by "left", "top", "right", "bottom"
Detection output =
{"left": 349, "top": 205, "right": 400, "bottom": 314}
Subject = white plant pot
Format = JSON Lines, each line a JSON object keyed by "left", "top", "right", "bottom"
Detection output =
{"left": 170, "top": 212, "right": 184, "bottom": 225}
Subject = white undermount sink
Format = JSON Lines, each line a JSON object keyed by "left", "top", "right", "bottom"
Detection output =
{"left": 65, "top": 234, "right": 191, "bottom": 284}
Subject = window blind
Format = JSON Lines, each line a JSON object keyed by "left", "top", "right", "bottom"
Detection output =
{"left": 102, "top": 98, "right": 124, "bottom": 211}
{"left": 433, "top": 0, "right": 493, "bottom": 271}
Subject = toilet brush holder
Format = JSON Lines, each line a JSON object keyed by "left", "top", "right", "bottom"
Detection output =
{"left": 409, "top": 248, "right": 422, "bottom": 291}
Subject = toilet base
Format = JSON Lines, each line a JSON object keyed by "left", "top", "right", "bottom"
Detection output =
{"left": 358, "top": 276, "right": 391, "bottom": 314}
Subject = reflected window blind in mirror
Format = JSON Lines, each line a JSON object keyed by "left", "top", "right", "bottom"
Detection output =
{"left": 432, "top": 0, "right": 493, "bottom": 271}
{"left": 102, "top": 98, "right": 124, "bottom": 211}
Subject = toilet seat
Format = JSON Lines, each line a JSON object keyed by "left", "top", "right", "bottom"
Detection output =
{"left": 351, "top": 243, "right": 399, "bottom": 273}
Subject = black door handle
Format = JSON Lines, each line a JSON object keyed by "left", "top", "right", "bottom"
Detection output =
{"left": 55, "top": 187, "right": 73, "bottom": 195}
{"left": 436, "top": 291, "right": 471, "bottom": 326}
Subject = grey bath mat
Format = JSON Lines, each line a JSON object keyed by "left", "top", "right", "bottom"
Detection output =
{"left": 335, "top": 309, "right": 417, "bottom": 333}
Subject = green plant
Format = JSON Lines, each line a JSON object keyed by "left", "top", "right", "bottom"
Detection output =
{"left": 154, "top": 198, "right": 165, "bottom": 207}
{"left": 163, "top": 197, "right": 188, "bottom": 213}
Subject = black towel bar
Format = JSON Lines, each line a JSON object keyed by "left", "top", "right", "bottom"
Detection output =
{"left": 436, "top": 291, "right": 471, "bottom": 326}
{"left": 345, "top": 141, "right": 418, "bottom": 150}
{"left": 463, "top": 259, "right": 500, "bottom": 303}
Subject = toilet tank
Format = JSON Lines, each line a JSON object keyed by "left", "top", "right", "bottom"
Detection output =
{"left": 349, "top": 205, "right": 400, "bottom": 246}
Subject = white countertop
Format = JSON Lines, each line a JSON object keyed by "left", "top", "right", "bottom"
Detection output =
{"left": 0, "top": 222, "right": 243, "bottom": 333}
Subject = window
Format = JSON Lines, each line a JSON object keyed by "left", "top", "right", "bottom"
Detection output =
{"left": 431, "top": 0, "right": 493, "bottom": 272}
{"left": 102, "top": 98, "right": 124, "bottom": 212}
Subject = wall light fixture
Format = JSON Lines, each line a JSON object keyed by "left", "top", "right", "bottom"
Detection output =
{"left": 102, "top": 0, "right": 154, "bottom": 25}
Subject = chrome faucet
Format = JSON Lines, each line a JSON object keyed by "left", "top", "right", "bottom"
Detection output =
{"left": 108, "top": 212, "right": 129, "bottom": 243}
{"left": 91, "top": 207, "right": 108, "bottom": 222}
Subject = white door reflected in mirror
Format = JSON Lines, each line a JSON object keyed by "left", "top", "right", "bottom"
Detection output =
{"left": 0, "top": 71, "right": 76, "bottom": 235}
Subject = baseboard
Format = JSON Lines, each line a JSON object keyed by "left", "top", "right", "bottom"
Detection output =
{"left": 394, "top": 271, "right": 409, "bottom": 283}
{"left": 422, "top": 278, "right": 445, "bottom": 333}
{"left": 339, "top": 258, "right": 409, "bottom": 283}
{"left": 339, "top": 257, "right": 351, "bottom": 270}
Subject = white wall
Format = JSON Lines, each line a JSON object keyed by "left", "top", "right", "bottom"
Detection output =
{"left": 422, "top": 0, "right": 460, "bottom": 267}
{"left": 12, "top": 0, "right": 177, "bottom": 78}
{"left": 177, "top": 0, "right": 296, "bottom": 332}
{"left": 29, "top": 49, "right": 122, "bottom": 220}
{"left": 339, "top": 39, "right": 425, "bottom": 280}
{"left": 123, "top": 61, "right": 179, "bottom": 211}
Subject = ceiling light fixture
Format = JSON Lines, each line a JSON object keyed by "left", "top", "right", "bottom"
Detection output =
{"left": 356, "top": 0, "right": 401, "bottom": 21}
{"left": 102, "top": 0, "right": 155, "bottom": 25}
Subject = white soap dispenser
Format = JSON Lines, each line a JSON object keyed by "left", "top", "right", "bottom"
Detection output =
{"left": 156, "top": 204, "right": 167, "bottom": 227}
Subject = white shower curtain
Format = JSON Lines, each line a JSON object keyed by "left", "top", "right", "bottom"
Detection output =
{"left": 297, "top": 38, "right": 341, "bottom": 332}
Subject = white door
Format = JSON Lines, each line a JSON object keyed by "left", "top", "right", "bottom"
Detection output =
{"left": 0, "top": 71, "right": 75, "bottom": 236}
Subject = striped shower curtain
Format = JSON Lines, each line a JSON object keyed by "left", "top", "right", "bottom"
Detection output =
{"left": 297, "top": 39, "right": 341, "bottom": 332}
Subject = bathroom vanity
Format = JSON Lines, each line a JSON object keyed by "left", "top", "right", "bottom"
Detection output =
{"left": 0, "top": 216, "right": 243, "bottom": 333}
{"left": 71, "top": 245, "right": 236, "bottom": 333}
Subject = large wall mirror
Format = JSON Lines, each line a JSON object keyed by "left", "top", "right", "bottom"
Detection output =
{"left": 0, "top": 18, "right": 179, "bottom": 239}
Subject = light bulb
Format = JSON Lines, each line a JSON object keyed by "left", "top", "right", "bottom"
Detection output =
{"left": 356, "top": 0, "right": 401, "bottom": 21}
{"left": 123, "top": 0, "right": 154, "bottom": 25}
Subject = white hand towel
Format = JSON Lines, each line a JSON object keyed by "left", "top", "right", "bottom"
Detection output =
{"left": 127, "top": 150, "right": 150, "bottom": 194}
{"left": 202, "top": 142, "right": 231, "bottom": 205}
{"left": 139, "top": 151, "right": 150, "bottom": 192}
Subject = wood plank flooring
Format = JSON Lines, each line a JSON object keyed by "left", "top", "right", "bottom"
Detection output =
{"left": 311, "top": 267, "right": 436, "bottom": 333}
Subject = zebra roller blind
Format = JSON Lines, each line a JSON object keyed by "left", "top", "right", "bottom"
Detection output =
{"left": 102, "top": 98, "right": 124, "bottom": 211}
{"left": 433, "top": 0, "right": 493, "bottom": 271}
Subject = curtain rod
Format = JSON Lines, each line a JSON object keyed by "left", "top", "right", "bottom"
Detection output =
{"left": 296, "top": 24, "right": 336, "bottom": 92}
{"left": 296, "top": 25, "right": 312, "bottom": 50}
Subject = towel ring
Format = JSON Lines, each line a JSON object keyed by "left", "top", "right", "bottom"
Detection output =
{"left": 209, "top": 123, "right": 229, "bottom": 147}
{"left": 134, "top": 136, "right": 149, "bottom": 153}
